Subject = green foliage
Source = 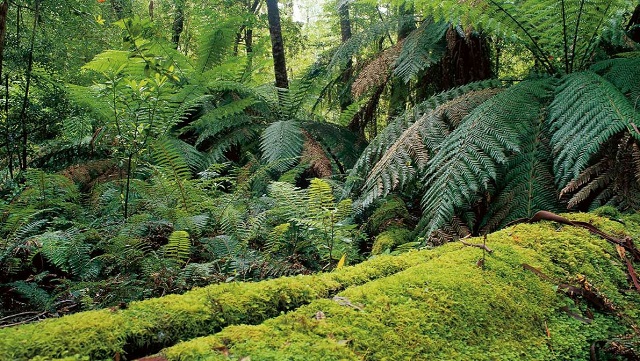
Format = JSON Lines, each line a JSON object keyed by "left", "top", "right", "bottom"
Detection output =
{"left": 0, "top": 250, "right": 431, "bottom": 360}
{"left": 260, "top": 120, "right": 304, "bottom": 169}
{"left": 160, "top": 213, "right": 639, "bottom": 361}
{"left": 548, "top": 71, "right": 640, "bottom": 185}
{"left": 163, "top": 231, "right": 191, "bottom": 263}
{"left": 393, "top": 18, "right": 449, "bottom": 83}
{"left": 412, "top": 0, "right": 634, "bottom": 73}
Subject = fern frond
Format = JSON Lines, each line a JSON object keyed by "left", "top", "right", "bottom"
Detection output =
{"left": 308, "top": 179, "right": 335, "bottom": 214}
{"left": 591, "top": 56, "right": 640, "bottom": 106}
{"left": 418, "top": 0, "right": 632, "bottom": 72}
{"left": 393, "top": 18, "right": 449, "bottom": 83}
{"left": 359, "top": 88, "right": 502, "bottom": 208}
{"left": 345, "top": 79, "right": 502, "bottom": 199}
{"left": 196, "top": 18, "right": 240, "bottom": 72}
{"left": 547, "top": 71, "right": 640, "bottom": 186}
{"left": 420, "top": 78, "right": 555, "bottom": 235}
{"left": 163, "top": 230, "right": 190, "bottom": 263}
{"left": 483, "top": 112, "right": 561, "bottom": 231}
{"left": 329, "top": 15, "right": 409, "bottom": 70}
{"left": 260, "top": 121, "right": 304, "bottom": 170}
{"left": 352, "top": 42, "right": 403, "bottom": 99}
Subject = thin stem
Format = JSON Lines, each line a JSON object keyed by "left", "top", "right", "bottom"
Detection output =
{"left": 561, "top": 0, "right": 569, "bottom": 73}
{"left": 569, "top": 0, "right": 586, "bottom": 72}
{"left": 17, "top": 0, "right": 39, "bottom": 170}
{"left": 487, "top": 0, "right": 556, "bottom": 74}
{"left": 578, "top": 0, "right": 613, "bottom": 70}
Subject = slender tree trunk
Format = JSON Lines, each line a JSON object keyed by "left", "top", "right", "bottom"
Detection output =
{"left": 18, "top": 0, "right": 39, "bottom": 170}
{"left": 110, "top": 0, "right": 130, "bottom": 20}
{"left": 171, "top": 0, "right": 184, "bottom": 48}
{"left": 387, "top": 3, "right": 415, "bottom": 120}
{"left": 0, "top": 0, "right": 7, "bottom": 84}
{"left": 338, "top": 2, "right": 353, "bottom": 111}
{"left": 627, "top": 4, "right": 640, "bottom": 43}
{"left": 266, "top": 0, "right": 288, "bottom": 89}
{"left": 0, "top": 1, "right": 8, "bottom": 177}
{"left": 4, "top": 75, "right": 11, "bottom": 178}
{"left": 234, "top": 0, "right": 260, "bottom": 55}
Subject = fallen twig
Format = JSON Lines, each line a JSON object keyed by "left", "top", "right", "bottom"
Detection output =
{"left": 460, "top": 240, "right": 493, "bottom": 253}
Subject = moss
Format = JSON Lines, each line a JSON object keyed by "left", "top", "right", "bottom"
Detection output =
{"left": 3, "top": 213, "right": 638, "bottom": 360}
{"left": 0, "top": 252, "right": 431, "bottom": 360}
{"left": 161, "top": 214, "right": 640, "bottom": 360}
{"left": 371, "top": 227, "right": 413, "bottom": 255}
{"left": 365, "top": 196, "right": 410, "bottom": 235}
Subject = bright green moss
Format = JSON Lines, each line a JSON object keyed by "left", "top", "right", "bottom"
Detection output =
{"left": 161, "top": 214, "right": 640, "bottom": 360}
{"left": 371, "top": 227, "right": 412, "bottom": 255}
{"left": 0, "top": 251, "right": 430, "bottom": 360}
{"left": 2, "top": 213, "right": 638, "bottom": 360}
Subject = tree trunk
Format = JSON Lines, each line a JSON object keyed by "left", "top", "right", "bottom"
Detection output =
{"left": 234, "top": 0, "right": 260, "bottom": 55}
{"left": 387, "top": 4, "right": 415, "bottom": 120}
{"left": 266, "top": 0, "right": 288, "bottom": 89}
{"left": 171, "top": 0, "right": 184, "bottom": 48}
{"left": 416, "top": 27, "right": 493, "bottom": 102}
{"left": 338, "top": 2, "right": 353, "bottom": 111}
{"left": 110, "top": 0, "right": 131, "bottom": 20}
{"left": 627, "top": 4, "right": 640, "bottom": 43}
{"left": 18, "top": 0, "right": 40, "bottom": 170}
{"left": 0, "top": 0, "right": 7, "bottom": 84}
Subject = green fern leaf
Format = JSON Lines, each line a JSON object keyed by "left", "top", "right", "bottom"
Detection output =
{"left": 547, "top": 71, "right": 640, "bottom": 186}
{"left": 163, "top": 230, "right": 191, "bottom": 263}
{"left": 421, "top": 78, "right": 555, "bottom": 235}
{"left": 394, "top": 18, "right": 448, "bottom": 83}
{"left": 345, "top": 79, "right": 502, "bottom": 201}
{"left": 260, "top": 121, "right": 304, "bottom": 170}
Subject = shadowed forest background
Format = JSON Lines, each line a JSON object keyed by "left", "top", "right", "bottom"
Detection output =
{"left": 1, "top": 0, "right": 640, "bottom": 336}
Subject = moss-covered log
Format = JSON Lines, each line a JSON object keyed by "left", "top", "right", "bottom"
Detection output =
{"left": 1, "top": 213, "right": 639, "bottom": 360}
{"left": 160, "top": 213, "right": 640, "bottom": 360}
{"left": 0, "top": 252, "right": 432, "bottom": 360}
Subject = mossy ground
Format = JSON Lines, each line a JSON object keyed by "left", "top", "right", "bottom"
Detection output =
{"left": 162, "top": 214, "right": 640, "bottom": 360}
{"left": 1, "top": 213, "right": 639, "bottom": 361}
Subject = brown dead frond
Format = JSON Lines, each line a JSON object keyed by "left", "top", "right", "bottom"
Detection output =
{"left": 352, "top": 41, "right": 404, "bottom": 99}
{"left": 301, "top": 131, "right": 332, "bottom": 178}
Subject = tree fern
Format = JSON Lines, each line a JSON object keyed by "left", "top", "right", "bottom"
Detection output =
{"left": 260, "top": 120, "right": 304, "bottom": 170}
{"left": 547, "top": 71, "right": 640, "bottom": 186}
{"left": 413, "top": 0, "right": 633, "bottom": 73}
{"left": 393, "top": 18, "right": 449, "bottom": 83}
{"left": 345, "top": 79, "right": 502, "bottom": 199}
{"left": 482, "top": 109, "right": 561, "bottom": 232}
{"left": 359, "top": 87, "right": 502, "bottom": 209}
{"left": 591, "top": 56, "right": 640, "bottom": 105}
{"left": 420, "top": 78, "right": 555, "bottom": 235}
{"left": 560, "top": 133, "right": 640, "bottom": 210}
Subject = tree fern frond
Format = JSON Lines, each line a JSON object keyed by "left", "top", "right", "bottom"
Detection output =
{"left": 352, "top": 42, "right": 403, "bottom": 99}
{"left": 483, "top": 112, "right": 561, "bottom": 232}
{"left": 591, "top": 56, "right": 640, "bottom": 106}
{"left": 359, "top": 88, "right": 502, "bottom": 208}
{"left": 329, "top": 15, "right": 408, "bottom": 70}
{"left": 196, "top": 18, "right": 240, "bottom": 72}
{"left": 394, "top": 18, "right": 449, "bottom": 83}
{"left": 260, "top": 121, "right": 304, "bottom": 170}
{"left": 418, "top": 0, "right": 632, "bottom": 72}
{"left": 345, "top": 79, "right": 502, "bottom": 198}
{"left": 420, "top": 78, "right": 555, "bottom": 235}
{"left": 547, "top": 71, "right": 640, "bottom": 186}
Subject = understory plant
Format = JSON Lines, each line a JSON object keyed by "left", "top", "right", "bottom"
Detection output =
{"left": 346, "top": 0, "right": 640, "bottom": 242}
